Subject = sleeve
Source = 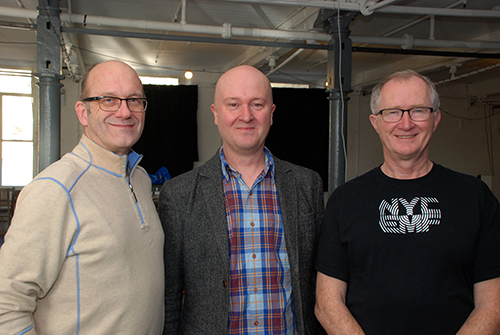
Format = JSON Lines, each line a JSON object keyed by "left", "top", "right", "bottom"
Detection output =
{"left": 315, "top": 190, "right": 350, "bottom": 283}
{"left": 0, "top": 178, "right": 77, "bottom": 334}
{"left": 159, "top": 180, "right": 185, "bottom": 335}
{"left": 473, "top": 183, "right": 500, "bottom": 283}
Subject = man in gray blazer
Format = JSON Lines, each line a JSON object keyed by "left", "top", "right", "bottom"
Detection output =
{"left": 160, "top": 65, "right": 324, "bottom": 334}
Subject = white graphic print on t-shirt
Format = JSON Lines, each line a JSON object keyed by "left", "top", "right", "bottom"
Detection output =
{"left": 378, "top": 197, "right": 441, "bottom": 234}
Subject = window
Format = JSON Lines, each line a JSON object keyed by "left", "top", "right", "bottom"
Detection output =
{"left": 139, "top": 76, "right": 179, "bottom": 86}
{"left": 271, "top": 83, "right": 309, "bottom": 89}
{"left": 0, "top": 69, "right": 34, "bottom": 186}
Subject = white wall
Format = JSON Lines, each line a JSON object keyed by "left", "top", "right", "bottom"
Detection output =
{"left": 58, "top": 70, "right": 500, "bottom": 199}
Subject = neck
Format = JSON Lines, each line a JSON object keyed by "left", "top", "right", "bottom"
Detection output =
{"left": 223, "top": 147, "right": 266, "bottom": 187}
{"left": 381, "top": 158, "right": 433, "bottom": 180}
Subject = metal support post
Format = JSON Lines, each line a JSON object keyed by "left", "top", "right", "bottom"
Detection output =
{"left": 35, "top": 0, "right": 64, "bottom": 172}
{"left": 319, "top": 10, "right": 356, "bottom": 194}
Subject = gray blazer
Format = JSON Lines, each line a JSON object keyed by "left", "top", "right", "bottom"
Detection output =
{"left": 160, "top": 153, "right": 324, "bottom": 334}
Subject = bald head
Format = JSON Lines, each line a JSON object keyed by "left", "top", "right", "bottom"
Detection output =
{"left": 80, "top": 61, "right": 144, "bottom": 100}
{"left": 214, "top": 65, "right": 273, "bottom": 108}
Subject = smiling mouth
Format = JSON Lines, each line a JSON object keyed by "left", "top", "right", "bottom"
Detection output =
{"left": 396, "top": 135, "right": 415, "bottom": 139}
{"left": 111, "top": 123, "right": 135, "bottom": 127}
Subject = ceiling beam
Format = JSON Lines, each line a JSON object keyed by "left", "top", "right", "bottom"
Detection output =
{"left": 210, "top": 0, "right": 500, "bottom": 18}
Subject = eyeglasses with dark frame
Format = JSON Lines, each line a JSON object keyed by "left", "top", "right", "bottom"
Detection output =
{"left": 82, "top": 96, "right": 148, "bottom": 113}
{"left": 377, "top": 107, "right": 435, "bottom": 123}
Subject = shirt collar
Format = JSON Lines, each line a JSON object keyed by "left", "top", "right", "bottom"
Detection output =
{"left": 220, "top": 146, "right": 275, "bottom": 182}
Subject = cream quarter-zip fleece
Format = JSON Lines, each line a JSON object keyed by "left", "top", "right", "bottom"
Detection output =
{"left": 0, "top": 135, "right": 164, "bottom": 335}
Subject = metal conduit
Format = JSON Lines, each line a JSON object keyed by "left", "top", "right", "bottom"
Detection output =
{"left": 214, "top": 0, "right": 500, "bottom": 18}
{"left": 4, "top": 1, "right": 499, "bottom": 20}
{"left": 350, "top": 36, "right": 500, "bottom": 50}
{"left": 1, "top": 5, "right": 500, "bottom": 51}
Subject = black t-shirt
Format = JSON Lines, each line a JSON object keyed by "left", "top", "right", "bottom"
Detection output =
{"left": 315, "top": 164, "right": 500, "bottom": 335}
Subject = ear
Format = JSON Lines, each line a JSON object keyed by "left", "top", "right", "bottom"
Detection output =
{"left": 75, "top": 101, "right": 89, "bottom": 127}
{"left": 432, "top": 109, "right": 441, "bottom": 131}
{"left": 270, "top": 104, "right": 276, "bottom": 126}
{"left": 369, "top": 113, "right": 380, "bottom": 134}
{"left": 211, "top": 104, "right": 219, "bottom": 126}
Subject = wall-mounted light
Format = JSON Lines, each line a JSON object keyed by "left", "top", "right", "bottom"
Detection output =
{"left": 184, "top": 70, "right": 193, "bottom": 80}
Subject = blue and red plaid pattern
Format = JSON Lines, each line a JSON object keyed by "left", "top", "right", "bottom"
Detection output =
{"left": 221, "top": 148, "right": 296, "bottom": 334}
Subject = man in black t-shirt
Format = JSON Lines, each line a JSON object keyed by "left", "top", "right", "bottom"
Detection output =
{"left": 315, "top": 69, "right": 500, "bottom": 335}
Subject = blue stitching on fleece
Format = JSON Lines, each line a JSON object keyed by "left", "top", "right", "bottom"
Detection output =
{"left": 15, "top": 324, "right": 33, "bottom": 335}
{"left": 68, "top": 143, "right": 92, "bottom": 193}
{"left": 70, "top": 142, "right": 122, "bottom": 178}
{"left": 33, "top": 177, "right": 82, "bottom": 335}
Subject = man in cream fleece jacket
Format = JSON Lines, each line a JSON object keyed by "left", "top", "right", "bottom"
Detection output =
{"left": 0, "top": 61, "right": 164, "bottom": 335}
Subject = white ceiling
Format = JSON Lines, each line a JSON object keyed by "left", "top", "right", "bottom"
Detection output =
{"left": 1, "top": 0, "right": 500, "bottom": 89}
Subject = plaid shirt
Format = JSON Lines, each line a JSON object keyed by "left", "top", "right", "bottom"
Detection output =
{"left": 221, "top": 148, "right": 296, "bottom": 334}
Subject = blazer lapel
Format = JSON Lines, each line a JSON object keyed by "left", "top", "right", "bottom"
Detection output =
{"left": 199, "top": 154, "right": 230, "bottom": 273}
{"left": 274, "top": 158, "right": 299, "bottom": 273}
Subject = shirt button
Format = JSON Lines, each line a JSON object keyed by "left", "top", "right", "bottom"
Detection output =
{"left": 223, "top": 280, "right": 227, "bottom": 288}
{"left": 249, "top": 191, "right": 253, "bottom": 196}
{"left": 250, "top": 222, "right": 255, "bottom": 227}
{"left": 252, "top": 254, "right": 257, "bottom": 259}
{"left": 254, "top": 288, "right": 258, "bottom": 292}
{"left": 254, "top": 321, "right": 259, "bottom": 326}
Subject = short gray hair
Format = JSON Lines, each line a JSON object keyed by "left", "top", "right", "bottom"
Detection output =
{"left": 370, "top": 69, "right": 440, "bottom": 114}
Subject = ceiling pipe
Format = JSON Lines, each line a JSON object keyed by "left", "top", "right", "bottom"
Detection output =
{"left": 363, "top": 0, "right": 403, "bottom": 15}
{"left": 429, "top": 15, "right": 435, "bottom": 40}
{"left": 2, "top": 5, "right": 500, "bottom": 51}
{"left": 60, "top": 25, "right": 500, "bottom": 57}
{"left": 353, "top": 46, "right": 500, "bottom": 59}
{"left": 378, "top": 0, "right": 465, "bottom": 38}
{"left": 61, "top": 26, "right": 330, "bottom": 50}
{"left": 351, "top": 35, "right": 500, "bottom": 50}
{"left": 375, "top": 5, "right": 499, "bottom": 18}
{"left": 213, "top": 0, "right": 500, "bottom": 18}
{"left": 266, "top": 48, "right": 304, "bottom": 76}
{"left": 435, "top": 62, "right": 500, "bottom": 86}
{"left": 0, "top": 6, "right": 332, "bottom": 41}
{"left": 181, "top": 0, "right": 187, "bottom": 25}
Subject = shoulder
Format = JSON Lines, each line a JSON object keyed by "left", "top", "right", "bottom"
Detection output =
{"left": 31, "top": 153, "right": 89, "bottom": 190}
{"left": 273, "top": 156, "right": 322, "bottom": 184}
{"left": 435, "top": 164, "right": 481, "bottom": 184}
{"left": 16, "top": 154, "right": 88, "bottom": 211}
{"left": 434, "top": 164, "right": 488, "bottom": 192}
{"left": 334, "top": 167, "right": 379, "bottom": 194}
{"left": 161, "top": 154, "right": 222, "bottom": 195}
{"left": 434, "top": 164, "right": 497, "bottom": 203}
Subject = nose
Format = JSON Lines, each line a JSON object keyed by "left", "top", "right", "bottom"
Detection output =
{"left": 239, "top": 104, "right": 254, "bottom": 122}
{"left": 114, "top": 100, "right": 133, "bottom": 118}
{"left": 398, "top": 110, "right": 414, "bottom": 128}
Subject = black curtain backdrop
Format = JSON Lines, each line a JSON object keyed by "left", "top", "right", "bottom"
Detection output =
{"left": 133, "top": 85, "right": 198, "bottom": 178}
{"left": 266, "top": 88, "right": 329, "bottom": 191}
